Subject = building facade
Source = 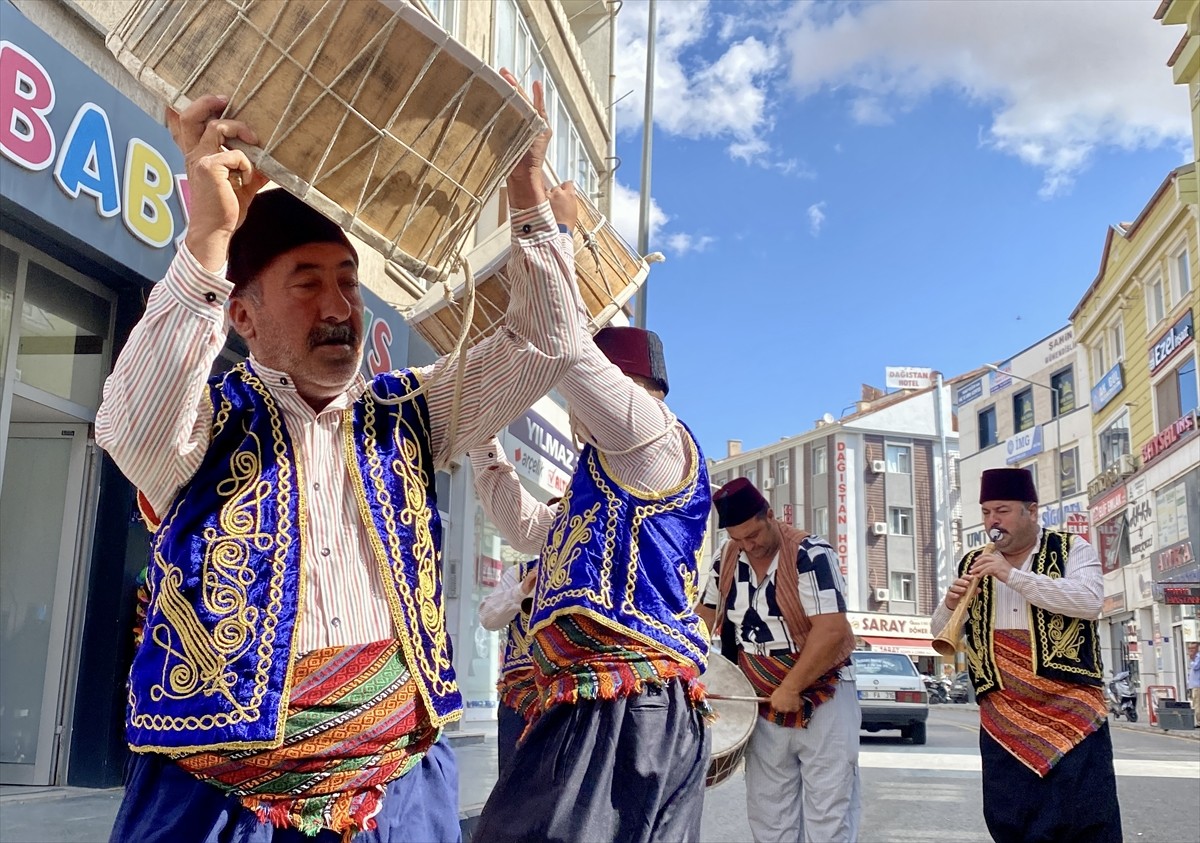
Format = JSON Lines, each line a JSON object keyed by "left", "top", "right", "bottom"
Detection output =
{"left": 0, "top": 0, "right": 612, "bottom": 788}
{"left": 1070, "top": 166, "right": 1199, "bottom": 699}
{"left": 954, "top": 326, "right": 1094, "bottom": 550}
{"left": 706, "top": 381, "right": 961, "bottom": 669}
{"left": 1156, "top": 0, "right": 1199, "bottom": 205}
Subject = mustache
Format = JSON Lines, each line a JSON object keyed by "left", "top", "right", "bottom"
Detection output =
{"left": 308, "top": 323, "right": 359, "bottom": 349}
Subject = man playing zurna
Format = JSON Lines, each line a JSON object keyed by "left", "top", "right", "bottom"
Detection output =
{"left": 472, "top": 326, "right": 713, "bottom": 843}
{"left": 97, "top": 81, "right": 581, "bottom": 842}
{"left": 932, "top": 467, "right": 1120, "bottom": 842}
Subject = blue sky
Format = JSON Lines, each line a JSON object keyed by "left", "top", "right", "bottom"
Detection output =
{"left": 605, "top": 0, "right": 1192, "bottom": 458}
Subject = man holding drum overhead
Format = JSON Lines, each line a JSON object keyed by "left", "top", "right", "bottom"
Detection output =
{"left": 471, "top": 325, "right": 713, "bottom": 843}
{"left": 931, "top": 468, "right": 1119, "bottom": 843}
{"left": 96, "top": 77, "right": 582, "bottom": 842}
{"left": 697, "top": 478, "right": 861, "bottom": 843}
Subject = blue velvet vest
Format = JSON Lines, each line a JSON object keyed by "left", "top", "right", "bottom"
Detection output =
{"left": 499, "top": 558, "right": 537, "bottom": 681}
{"left": 527, "top": 424, "right": 711, "bottom": 670}
{"left": 126, "top": 364, "right": 461, "bottom": 753}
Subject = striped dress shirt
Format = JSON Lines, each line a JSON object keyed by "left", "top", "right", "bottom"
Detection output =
{"left": 96, "top": 203, "right": 581, "bottom": 652}
{"left": 931, "top": 530, "right": 1103, "bottom": 633}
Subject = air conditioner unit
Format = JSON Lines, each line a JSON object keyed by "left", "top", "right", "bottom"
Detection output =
{"left": 871, "top": 459, "right": 887, "bottom": 474}
{"left": 762, "top": 477, "right": 775, "bottom": 490}
{"left": 874, "top": 588, "right": 890, "bottom": 602}
{"left": 1118, "top": 454, "right": 1139, "bottom": 475}
{"left": 872, "top": 521, "right": 888, "bottom": 536}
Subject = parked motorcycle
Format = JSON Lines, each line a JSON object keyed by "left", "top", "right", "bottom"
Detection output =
{"left": 923, "top": 674, "right": 950, "bottom": 704}
{"left": 1106, "top": 670, "right": 1138, "bottom": 722}
{"left": 949, "top": 671, "right": 971, "bottom": 703}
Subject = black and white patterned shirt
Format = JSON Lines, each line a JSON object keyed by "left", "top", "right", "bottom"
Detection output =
{"left": 701, "top": 534, "right": 854, "bottom": 680}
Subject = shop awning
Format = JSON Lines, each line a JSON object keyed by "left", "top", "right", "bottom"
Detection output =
{"left": 860, "top": 636, "right": 938, "bottom": 657}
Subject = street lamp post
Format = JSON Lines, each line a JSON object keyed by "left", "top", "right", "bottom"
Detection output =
{"left": 986, "top": 364, "right": 1063, "bottom": 528}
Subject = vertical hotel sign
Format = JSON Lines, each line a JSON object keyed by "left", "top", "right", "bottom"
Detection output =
{"left": 834, "top": 437, "right": 851, "bottom": 576}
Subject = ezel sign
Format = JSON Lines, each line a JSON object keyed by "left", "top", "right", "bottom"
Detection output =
{"left": 1148, "top": 310, "right": 1193, "bottom": 374}
{"left": 1, "top": 40, "right": 186, "bottom": 249}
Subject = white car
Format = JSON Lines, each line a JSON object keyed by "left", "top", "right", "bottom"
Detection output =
{"left": 852, "top": 650, "right": 929, "bottom": 745}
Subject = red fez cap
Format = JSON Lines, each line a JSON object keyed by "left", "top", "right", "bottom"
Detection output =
{"left": 227, "top": 189, "right": 357, "bottom": 288}
{"left": 713, "top": 477, "right": 769, "bottom": 529}
{"left": 593, "top": 326, "right": 669, "bottom": 395}
{"left": 979, "top": 468, "right": 1038, "bottom": 504}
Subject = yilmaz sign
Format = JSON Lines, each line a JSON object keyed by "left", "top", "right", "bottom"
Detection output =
{"left": 505, "top": 409, "right": 576, "bottom": 496}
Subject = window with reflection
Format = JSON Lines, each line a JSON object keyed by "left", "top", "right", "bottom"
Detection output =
{"left": 17, "top": 259, "right": 111, "bottom": 410}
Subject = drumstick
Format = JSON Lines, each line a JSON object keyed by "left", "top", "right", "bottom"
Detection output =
{"left": 707, "top": 693, "right": 771, "bottom": 703}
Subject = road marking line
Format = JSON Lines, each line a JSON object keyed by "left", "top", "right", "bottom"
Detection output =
{"left": 860, "top": 751, "right": 1199, "bottom": 778}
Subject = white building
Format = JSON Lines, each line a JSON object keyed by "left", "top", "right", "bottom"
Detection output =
{"left": 707, "top": 379, "right": 962, "bottom": 668}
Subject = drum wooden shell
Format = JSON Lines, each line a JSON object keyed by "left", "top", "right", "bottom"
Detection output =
{"left": 409, "top": 192, "right": 649, "bottom": 353}
{"left": 107, "top": 0, "right": 543, "bottom": 282}
{"left": 703, "top": 654, "right": 758, "bottom": 788}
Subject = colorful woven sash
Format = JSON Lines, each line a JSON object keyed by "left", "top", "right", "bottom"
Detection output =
{"left": 979, "top": 630, "right": 1106, "bottom": 777}
{"left": 531, "top": 615, "right": 710, "bottom": 717}
{"left": 176, "top": 640, "right": 437, "bottom": 839}
{"left": 738, "top": 651, "right": 841, "bottom": 728}
{"left": 497, "top": 666, "right": 539, "bottom": 720}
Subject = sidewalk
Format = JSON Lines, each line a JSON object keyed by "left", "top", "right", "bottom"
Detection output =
{"left": 0, "top": 726, "right": 500, "bottom": 843}
{"left": 2, "top": 711, "right": 1195, "bottom": 842}
{"left": 943, "top": 700, "right": 1200, "bottom": 740}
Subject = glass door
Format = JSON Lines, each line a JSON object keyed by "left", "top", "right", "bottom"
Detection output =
{"left": 0, "top": 423, "right": 88, "bottom": 784}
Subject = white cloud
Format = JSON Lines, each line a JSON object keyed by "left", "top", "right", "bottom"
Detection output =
{"left": 807, "top": 201, "right": 826, "bottom": 237}
{"left": 784, "top": 0, "right": 1190, "bottom": 196}
{"left": 664, "top": 233, "right": 716, "bottom": 255}
{"left": 610, "top": 179, "right": 665, "bottom": 249}
{"left": 610, "top": 180, "right": 712, "bottom": 258}
{"left": 615, "top": 0, "right": 781, "bottom": 164}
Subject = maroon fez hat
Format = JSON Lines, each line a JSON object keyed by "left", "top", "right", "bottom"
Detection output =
{"left": 227, "top": 189, "right": 358, "bottom": 288}
{"left": 713, "top": 477, "right": 769, "bottom": 529}
{"left": 979, "top": 468, "right": 1038, "bottom": 504}
{"left": 594, "top": 326, "right": 669, "bottom": 395}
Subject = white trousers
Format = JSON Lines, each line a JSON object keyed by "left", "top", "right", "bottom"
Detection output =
{"left": 744, "top": 680, "right": 862, "bottom": 843}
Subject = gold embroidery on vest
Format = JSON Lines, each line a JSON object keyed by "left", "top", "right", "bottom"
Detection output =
{"left": 542, "top": 502, "right": 601, "bottom": 591}
{"left": 345, "top": 375, "right": 458, "bottom": 728}
{"left": 129, "top": 366, "right": 295, "bottom": 749}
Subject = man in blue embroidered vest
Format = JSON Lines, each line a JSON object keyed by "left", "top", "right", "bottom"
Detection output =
{"left": 931, "top": 467, "right": 1120, "bottom": 843}
{"left": 97, "top": 82, "right": 584, "bottom": 842}
{"left": 470, "top": 326, "right": 713, "bottom": 843}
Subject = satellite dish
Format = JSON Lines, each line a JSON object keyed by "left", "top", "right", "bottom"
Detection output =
{"left": 822, "top": 412, "right": 835, "bottom": 424}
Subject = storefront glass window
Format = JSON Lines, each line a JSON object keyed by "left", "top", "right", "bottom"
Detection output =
{"left": 18, "top": 261, "right": 111, "bottom": 410}
{"left": 0, "top": 245, "right": 15, "bottom": 374}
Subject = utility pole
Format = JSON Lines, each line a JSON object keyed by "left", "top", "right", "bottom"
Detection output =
{"left": 634, "top": 0, "right": 656, "bottom": 328}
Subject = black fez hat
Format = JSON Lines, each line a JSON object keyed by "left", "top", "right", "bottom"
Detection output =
{"left": 594, "top": 326, "right": 669, "bottom": 395}
{"left": 713, "top": 477, "right": 769, "bottom": 529}
{"left": 227, "top": 189, "right": 357, "bottom": 288}
{"left": 979, "top": 468, "right": 1038, "bottom": 504}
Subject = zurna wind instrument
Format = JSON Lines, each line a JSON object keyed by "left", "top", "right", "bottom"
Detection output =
{"left": 931, "top": 529, "right": 1001, "bottom": 658}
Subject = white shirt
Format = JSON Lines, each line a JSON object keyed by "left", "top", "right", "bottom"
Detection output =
{"left": 931, "top": 529, "right": 1103, "bottom": 634}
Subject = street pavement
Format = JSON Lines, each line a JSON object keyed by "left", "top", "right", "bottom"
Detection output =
{"left": 1, "top": 707, "right": 1197, "bottom": 842}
